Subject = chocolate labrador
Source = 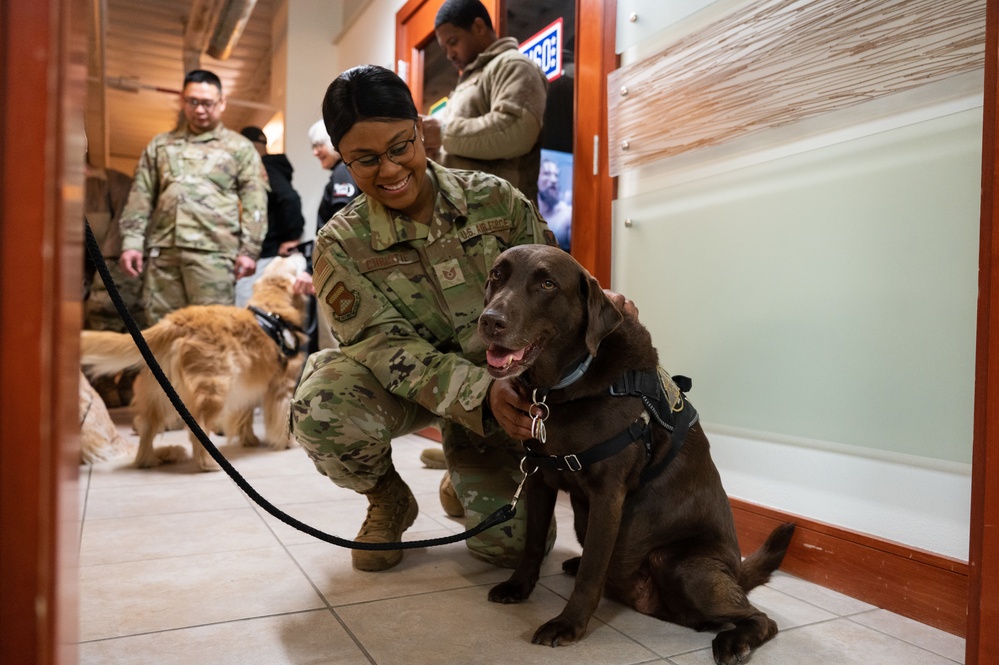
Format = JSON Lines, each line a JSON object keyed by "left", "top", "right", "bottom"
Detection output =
{"left": 478, "top": 245, "right": 795, "bottom": 665}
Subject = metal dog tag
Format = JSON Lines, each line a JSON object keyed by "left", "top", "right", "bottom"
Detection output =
{"left": 529, "top": 390, "right": 549, "bottom": 443}
{"left": 531, "top": 416, "right": 547, "bottom": 443}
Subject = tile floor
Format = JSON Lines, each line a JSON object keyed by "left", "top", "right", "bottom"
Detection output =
{"left": 78, "top": 408, "right": 966, "bottom": 665}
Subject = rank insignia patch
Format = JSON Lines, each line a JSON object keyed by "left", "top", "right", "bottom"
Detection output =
{"left": 434, "top": 258, "right": 466, "bottom": 289}
{"left": 326, "top": 281, "right": 360, "bottom": 321}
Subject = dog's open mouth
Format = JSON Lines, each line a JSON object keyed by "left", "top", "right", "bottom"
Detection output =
{"left": 485, "top": 341, "right": 541, "bottom": 378}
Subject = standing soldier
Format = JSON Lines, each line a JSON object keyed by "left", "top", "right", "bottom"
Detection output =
{"left": 118, "top": 69, "right": 268, "bottom": 323}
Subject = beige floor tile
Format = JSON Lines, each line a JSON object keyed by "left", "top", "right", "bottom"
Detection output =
{"left": 850, "top": 609, "right": 965, "bottom": 663}
{"left": 335, "top": 584, "right": 659, "bottom": 665}
{"left": 669, "top": 618, "right": 960, "bottom": 665}
{"left": 79, "top": 507, "right": 278, "bottom": 566}
{"left": 79, "top": 609, "right": 369, "bottom": 665}
{"left": 84, "top": 475, "right": 249, "bottom": 520}
{"left": 766, "top": 570, "right": 877, "bottom": 616}
{"left": 538, "top": 574, "right": 835, "bottom": 658}
{"left": 78, "top": 548, "right": 325, "bottom": 641}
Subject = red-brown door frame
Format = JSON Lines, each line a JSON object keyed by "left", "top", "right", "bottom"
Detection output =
{"left": 0, "top": 0, "right": 86, "bottom": 662}
{"left": 968, "top": 0, "right": 999, "bottom": 662}
{"left": 395, "top": 0, "right": 615, "bottom": 286}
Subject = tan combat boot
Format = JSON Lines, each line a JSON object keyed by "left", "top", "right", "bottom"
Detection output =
{"left": 353, "top": 467, "right": 419, "bottom": 571}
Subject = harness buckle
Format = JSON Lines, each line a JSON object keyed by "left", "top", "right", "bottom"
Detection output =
{"left": 563, "top": 454, "right": 583, "bottom": 472}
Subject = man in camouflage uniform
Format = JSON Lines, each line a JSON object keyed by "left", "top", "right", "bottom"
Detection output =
{"left": 294, "top": 156, "right": 558, "bottom": 571}
{"left": 118, "top": 69, "right": 268, "bottom": 323}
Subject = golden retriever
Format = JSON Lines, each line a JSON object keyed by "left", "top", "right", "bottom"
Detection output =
{"left": 80, "top": 254, "right": 309, "bottom": 471}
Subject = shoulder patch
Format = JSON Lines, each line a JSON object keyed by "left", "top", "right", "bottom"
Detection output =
{"left": 325, "top": 281, "right": 360, "bottom": 321}
{"left": 543, "top": 229, "right": 559, "bottom": 247}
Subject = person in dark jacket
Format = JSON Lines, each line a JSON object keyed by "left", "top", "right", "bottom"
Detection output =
{"left": 309, "top": 119, "right": 359, "bottom": 232}
{"left": 235, "top": 126, "right": 307, "bottom": 306}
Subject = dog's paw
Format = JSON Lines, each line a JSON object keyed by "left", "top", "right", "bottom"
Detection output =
{"left": 239, "top": 433, "right": 262, "bottom": 448}
{"left": 531, "top": 617, "right": 585, "bottom": 647}
{"left": 561, "top": 556, "right": 581, "bottom": 576}
{"left": 155, "top": 445, "right": 189, "bottom": 464}
{"left": 711, "top": 630, "right": 753, "bottom": 665}
{"left": 488, "top": 579, "right": 534, "bottom": 604}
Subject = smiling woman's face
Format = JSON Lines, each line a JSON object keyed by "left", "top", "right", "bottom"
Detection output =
{"left": 338, "top": 118, "right": 433, "bottom": 221}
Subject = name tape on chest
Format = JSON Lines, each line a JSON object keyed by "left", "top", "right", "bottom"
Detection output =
{"left": 457, "top": 218, "right": 512, "bottom": 242}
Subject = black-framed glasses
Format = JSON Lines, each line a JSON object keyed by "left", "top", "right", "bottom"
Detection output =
{"left": 184, "top": 97, "right": 221, "bottom": 111}
{"left": 344, "top": 123, "right": 419, "bottom": 177}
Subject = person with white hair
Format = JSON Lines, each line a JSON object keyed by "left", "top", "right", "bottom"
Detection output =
{"left": 309, "top": 119, "right": 358, "bottom": 231}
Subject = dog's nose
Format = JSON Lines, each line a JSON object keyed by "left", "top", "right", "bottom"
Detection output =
{"left": 478, "top": 308, "right": 507, "bottom": 339}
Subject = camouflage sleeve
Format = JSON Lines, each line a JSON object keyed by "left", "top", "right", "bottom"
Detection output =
{"left": 235, "top": 145, "right": 269, "bottom": 259}
{"left": 118, "top": 142, "right": 159, "bottom": 253}
{"left": 312, "top": 235, "right": 494, "bottom": 436}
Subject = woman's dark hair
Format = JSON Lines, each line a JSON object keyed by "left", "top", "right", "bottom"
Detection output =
{"left": 434, "top": 0, "right": 493, "bottom": 31}
{"left": 322, "top": 65, "right": 419, "bottom": 150}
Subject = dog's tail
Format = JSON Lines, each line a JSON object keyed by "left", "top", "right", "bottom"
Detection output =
{"left": 80, "top": 323, "right": 174, "bottom": 377}
{"left": 738, "top": 522, "right": 796, "bottom": 592}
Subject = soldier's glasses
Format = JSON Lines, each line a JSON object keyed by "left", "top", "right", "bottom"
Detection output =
{"left": 184, "top": 97, "right": 221, "bottom": 111}
{"left": 344, "top": 123, "right": 419, "bottom": 177}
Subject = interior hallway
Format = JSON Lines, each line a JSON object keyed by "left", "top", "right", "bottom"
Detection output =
{"left": 77, "top": 410, "right": 966, "bottom": 664}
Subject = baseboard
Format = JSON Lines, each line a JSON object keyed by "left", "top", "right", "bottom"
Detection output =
{"left": 731, "top": 498, "right": 968, "bottom": 637}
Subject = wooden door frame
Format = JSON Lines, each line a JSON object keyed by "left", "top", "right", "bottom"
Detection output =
{"left": 0, "top": 0, "right": 86, "bottom": 662}
{"left": 968, "top": 0, "right": 999, "bottom": 661}
{"left": 395, "top": 0, "right": 616, "bottom": 286}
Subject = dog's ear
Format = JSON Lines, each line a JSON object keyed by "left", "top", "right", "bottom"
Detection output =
{"left": 584, "top": 274, "right": 623, "bottom": 356}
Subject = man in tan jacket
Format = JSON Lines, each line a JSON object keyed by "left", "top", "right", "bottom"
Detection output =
{"left": 422, "top": 0, "right": 549, "bottom": 202}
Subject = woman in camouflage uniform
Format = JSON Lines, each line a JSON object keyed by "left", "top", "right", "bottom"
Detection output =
{"left": 291, "top": 65, "right": 557, "bottom": 572}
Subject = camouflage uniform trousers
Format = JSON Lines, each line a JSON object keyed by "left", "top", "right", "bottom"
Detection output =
{"left": 84, "top": 261, "right": 146, "bottom": 407}
{"left": 291, "top": 348, "right": 543, "bottom": 567}
{"left": 144, "top": 247, "right": 236, "bottom": 324}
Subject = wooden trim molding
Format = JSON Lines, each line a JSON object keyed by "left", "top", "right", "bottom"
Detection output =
{"left": 732, "top": 498, "right": 968, "bottom": 637}
{"left": 606, "top": 0, "right": 987, "bottom": 176}
{"left": 968, "top": 0, "right": 999, "bottom": 661}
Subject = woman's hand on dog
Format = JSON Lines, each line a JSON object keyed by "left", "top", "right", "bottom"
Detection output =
{"left": 604, "top": 289, "right": 638, "bottom": 320}
{"left": 489, "top": 379, "right": 534, "bottom": 440}
{"left": 293, "top": 272, "right": 316, "bottom": 295}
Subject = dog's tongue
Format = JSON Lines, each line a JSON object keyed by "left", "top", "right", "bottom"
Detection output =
{"left": 487, "top": 345, "right": 526, "bottom": 369}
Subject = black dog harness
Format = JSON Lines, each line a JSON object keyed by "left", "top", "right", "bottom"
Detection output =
{"left": 248, "top": 305, "right": 304, "bottom": 358}
{"left": 523, "top": 366, "right": 698, "bottom": 483}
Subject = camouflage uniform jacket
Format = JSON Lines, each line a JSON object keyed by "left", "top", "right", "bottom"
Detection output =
{"left": 119, "top": 124, "right": 268, "bottom": 259}
{"left": 311, "top": 160, "right": 555, "bottom": 436}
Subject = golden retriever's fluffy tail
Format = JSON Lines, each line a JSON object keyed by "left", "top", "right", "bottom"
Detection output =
{"left": 80, "top": 323, "right": 174, "bottom": 377}
{"left": 738, "top": 522, "right": 796, "bottom": 591}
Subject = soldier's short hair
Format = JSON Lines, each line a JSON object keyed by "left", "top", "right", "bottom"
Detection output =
{"left": 435, "top": 0, "right": 492, "bottom": 31}
{"left": 183, "top": 69, "right": 222, "bottom": 93}
{"left": 322, "top": 65, "right": 418, "bottom": 150}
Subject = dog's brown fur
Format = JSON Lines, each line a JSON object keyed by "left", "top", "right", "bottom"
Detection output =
{"left": 478, "top": 245, "right": 795, "bottom": 665}
{"left": 80, "top": 255, "right": 309, "bottom": 472}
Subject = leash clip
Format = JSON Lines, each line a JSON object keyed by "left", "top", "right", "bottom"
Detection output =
{"left": 510, "top": 458, "right": 537, "bottom": 510}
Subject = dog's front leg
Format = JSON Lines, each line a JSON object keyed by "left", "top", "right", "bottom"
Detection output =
{"left": 488, "top": 473, "right": 557, "bottom": 604}
{"left": 533, "top": 486, "right": 625, "bottom": 647}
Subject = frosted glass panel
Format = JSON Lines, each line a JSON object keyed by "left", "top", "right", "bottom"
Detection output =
{"left": 615, "top": 0, "right": 716, "bottom": 53}
{"left": 613, "top": 111, "right": 981, "bottom": 464}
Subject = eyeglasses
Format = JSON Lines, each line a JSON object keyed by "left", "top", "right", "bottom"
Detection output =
{"left": 343, "top": 124, "right": 419, "bottom": 177}
{"left": 184, "top": 97, "right": 221, "bottom": 111}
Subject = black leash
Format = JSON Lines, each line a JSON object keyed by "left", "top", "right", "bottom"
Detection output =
{"left": 82, "top": 222, "right": 516, "bottom": 550}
